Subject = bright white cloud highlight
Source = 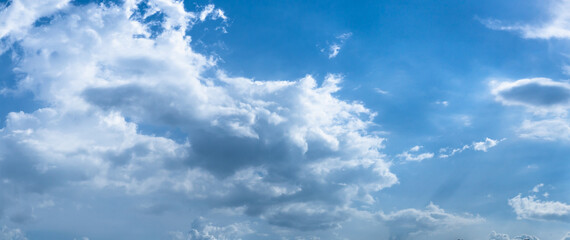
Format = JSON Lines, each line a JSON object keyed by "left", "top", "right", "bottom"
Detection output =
{"left": 397, "top": 145, "right": 434, "bottom": 162}
{"left": 481, "top": 0, "right": 570, "bottom": 39}
{"left": 327, "top": 32, "right": 352, "bottom": 59}
{"left": 508, "top": 194, "right": 570, "bottom": 222}
{"left": 491, "top": 78, "right": 570, "bottom": 141}
{"left": 438, "top": 137, "right": 503, "bottom": 158}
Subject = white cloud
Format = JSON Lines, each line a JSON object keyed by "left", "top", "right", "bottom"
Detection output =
{"left": 480, "top": 0, "right": 570, "bottom": 39}
{"left": 472, "top": 137, "right": 500, "bottom": 152}
{"left": 198, "top": 4, "right": 227, "bottom": 22}
{"left": 170, "top": 218, "right": 252, "bottom": 240}
{"left": 561, "top": 232, "right": 570, "bottom": 240}
{"left": 532, "top": 183, "right": 544, "bottom": 193}
{"left": 489, "top": 231, "right": 540, "bottom": 240}
{"left": 374, "top": 88, "right": 389, "bottom": 95}
{"left": 0, "top": 0, "right": 397, "bottom": 233}
{"left": 491, "top": 78, "right": 570, "bottom": 113}
{"left": 438, "top": 137, "right": 503, "bottom": 158}
{"left": 0, "top": 0, "right": 70, "bottom": 40}
{"left": 518, "top": 118, "right": 570, "bottom": 141}
{"left": 508, "top": 194, "right": 570, "bottom": 222}
{"left": 327, "top": 32, "right": 352, "bottom": 59}
{"left": 397, "top": 145, "right": 434, "bottom": 162}
{"left": 491, "top": 78, "right": 570, "bottom": 141}
{"left": 377, "top": 203, "right": 484, "bottom": 239}
{"left": 435, "top": 100, "right": 449, "bottom": 106}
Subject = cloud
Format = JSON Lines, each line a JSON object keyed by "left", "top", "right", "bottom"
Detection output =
{"left": 435, "top": 100, "right": 448, "bottom": 107}
{"left": 491, "top": 78, "right": 570, "bottom": 141}
{"left": 170, "top": 218, "right": 252, "bottom": 240}
{"left": 480, "top": 0, "right": 570, "bottom": 39}
{"left": 561, "top": 232, "right": 570, "bottom": 240}
{"left": 0, "top": 0, "right": 70, "bottom": 40}
{"left": 0, "top": 0, "right": 396, "bottom": 233}
{"left": 518, "top": 118, "right": 570, "bottom": 141}
{"left": 198, "top": 4, "right": 227, "bottom": 22}
{"left": 508, "top": 194, "right": 570, "bottom": 222}
{"left": 0, "top": 226, "right": 27, "bottom": 240}
{"left": 491, "top": 78, "right": 570, "bottom": 111}
{"left": 438, "top": 137, "right": 503, "bottom": 158}
{"left": 327, "top": 32, "right": 352, "bottom": 59}
{"left": 397, "top": 146, "right": 434, "bottom": 162}
{"left": 377, "top": 202, "right": 484, "bottom": 239}
{"left": 374, "top": 88, "right": 389, "bottom": 95}
{"left": 489, "top": 231, "right": 540, "bottom": 240}
{"left": 532, "top": 183, "right": 544, "bottom": 193}
{"left": 472, "top": 137, "right": 501, "bottom": 152}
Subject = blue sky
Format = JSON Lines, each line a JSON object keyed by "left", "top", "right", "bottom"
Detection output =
{"left": 0, "top": 0, "right": 569, "bottom": 239}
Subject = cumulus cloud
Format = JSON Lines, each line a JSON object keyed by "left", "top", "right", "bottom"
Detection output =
{"left": 170, "top": 218, "right": 252, "bottom": 240}
{"left": 489, "top": 231, "right": 540, "bottom": 240}
{"left": 438, "top": 137, "right": 503, "bottom": 158}
{"left": 491, "top": 78, "right": 570, "bottom": 141}
{"left": 0, "top": 0, "right": 397, "bottom": 234}
{"left": 377, "top": 202, "right": 484, "bottom": 239}
{"left": 0, "top": 0, "right": 70, "bottom": 40}
{"left": 472, "top": 137, "right": 501, "bottom": 152}
{"left": 508, "top": 194, "right": 570, "bottom": 222}
{"left": 491, "top": 78, "right": 570, "bottom": 111}
{"left": 480, "top": 0, "right": 570, "bottom": 39}
{"left": 397, "top": 145, "right": 434, "bottom": 162}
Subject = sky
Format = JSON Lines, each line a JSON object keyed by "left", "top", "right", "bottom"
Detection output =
{"left": 0, "top": 0, "right": 569, "bottom": 239}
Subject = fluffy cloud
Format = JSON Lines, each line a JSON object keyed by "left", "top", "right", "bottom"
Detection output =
{"left": 481, "top": 0, "right": 570, "bottom": 39}
{"left": 397, "top": 145, "right": 434, "bottom": 162}
{"left": 491, "top": 78, "right": 570, "bottom": 112}
{"left": 0, "top": 0, "right": 70, "bottom": 40}
{"left": 491, "top": 78, "right": 570, "bottom": 141}
{"left": 377, "top": 203, "right": 484, "bottom": 239}
{"left": 508, "top": 194, "right": 570, "bottom": 222}
{"left": 170, "top": 218, "right": 252, "bottom": 240}
{"left": 0, "top": 0, "right": 397, "bottom": 234}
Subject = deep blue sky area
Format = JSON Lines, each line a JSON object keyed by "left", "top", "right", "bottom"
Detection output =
{"left": 0, "top": 0, "right": 569, "bottom": 239}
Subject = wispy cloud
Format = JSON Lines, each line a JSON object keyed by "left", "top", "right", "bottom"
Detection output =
{"left": 326, "top": 32, "right": 352, "bottom": 59}
{"left": 439, "top": 138, "right": 504, "bottom": 158}
{"left": 479, "top": 0, "right": 570, "bottom": 39}
{"left": 378, "top": 202, "right": 483, "bottom": 239}
{"left": 397, "top": 145, "right": 434, "bottom": 162}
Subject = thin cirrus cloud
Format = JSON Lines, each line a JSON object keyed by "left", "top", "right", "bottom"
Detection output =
{"left": 0, "top": 0, "right": 429, "bottom": 236}
{"left": 480, "top": 0, "right": 570, "bottom": 39}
